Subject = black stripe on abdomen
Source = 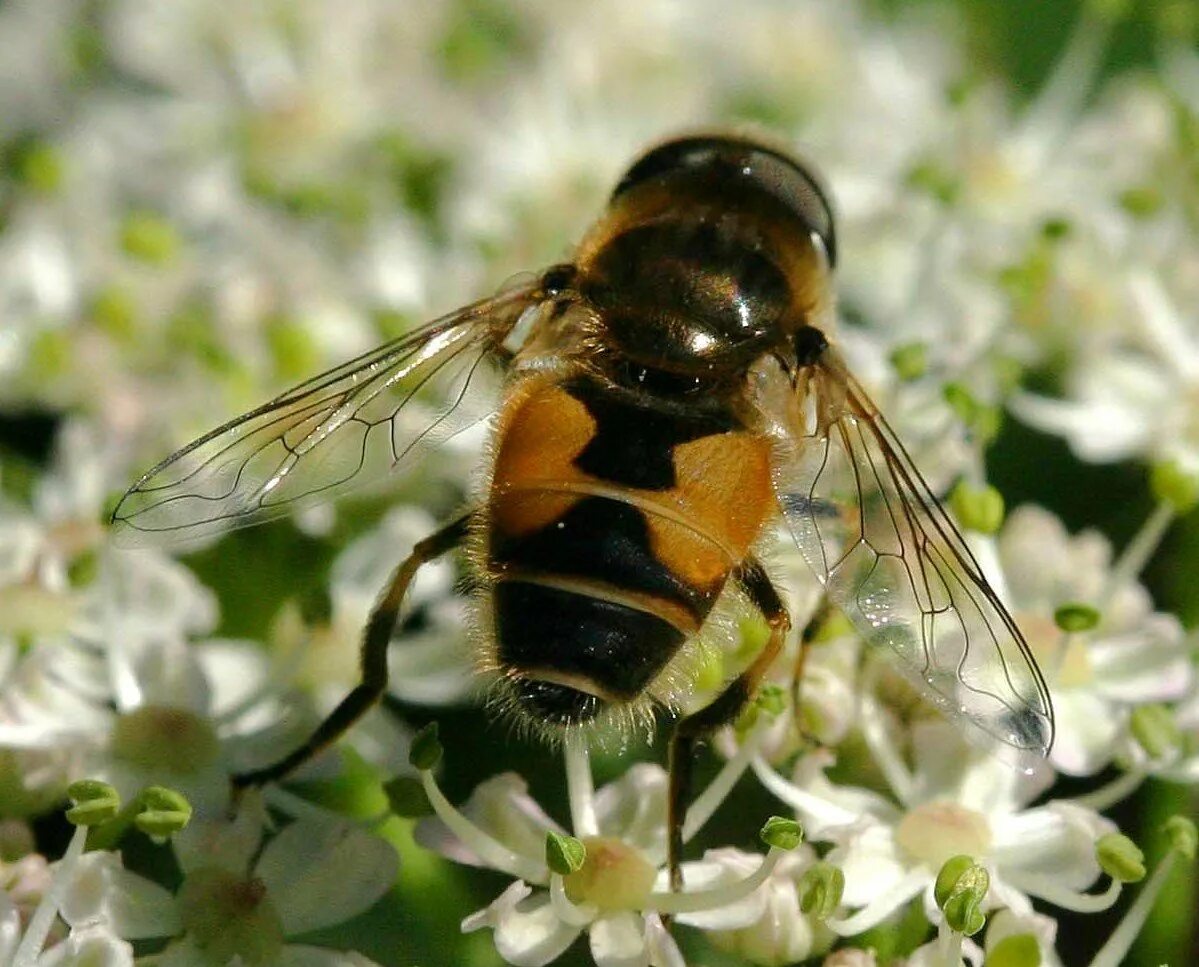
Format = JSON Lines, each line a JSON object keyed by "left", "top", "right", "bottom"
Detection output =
{"left": 488, "top": 495, "right": 720, "bottom": 619}
{"left": 494, "top": 581, "right": 685, "bottom": 699}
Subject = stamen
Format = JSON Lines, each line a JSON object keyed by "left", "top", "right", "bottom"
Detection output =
{"left": 937, "top": 920, "right": 964, "bottom": 967}
{"left": 420, "top": 770, "right": 544, "bottom": 883}
{"left": 1013, "top": 5, "right": 1113, "bottom": 167}
{"left": 643, "top": 847, "right": 783, "bottom": 915}
{"left": 563, "top": 731, "right": 598, "bottom": 837}
{"left": 1065, "top": 767, "right": 1149, "bottom": 812}
{"left": 12, "top": 822, "right": 88, "bottom": 967}
{"left": 859, "top": 690, "right": 915, "bottom": 807}
{"left": 750, "top": 757, "right": 860, "bottom": 830}
{"left": 549, "top": 874, "right": 598, "bottom": 927}
{"left": 825, "top": 869, "right": 928, "bottom": 935}
{"left": 1105, "top": 502, "right": 1175, "bottom": 596}
{"left": 1088, "top": 854, "right": 1178, "bottom": 967}
{"left": 1003, "top": 871, "right": 1122, "bottom": 913}
{"left": 683, "top": 720, "right": 767, "bottom": 844}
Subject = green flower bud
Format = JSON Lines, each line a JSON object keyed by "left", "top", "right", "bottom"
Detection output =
{"left": 135, "top": 786, "right": 192, "bottom": 839}
{"left": 1161, "top": 816, "right": 1197, "bottom": 861}
{"left": 798, "top": 862, "right": 845, "bottom": 920}
{"left": 1096, "top": 833, "right": 1145, "bottom": 883}
{"left": 1150, "top": 460, "right": 1199, "bottom": 514}
{"left": 1118, "top": 185, "right": 1164, "bottom": 219}
{"left": 934, "top": 855, "right": 978, "bottom": 909}
{"left": 120, "top": 211, "right": 180, "bottom": 265}
{"left": 1129, "top": 704, "right": 1180, "bottom": 760}
{"left": 949, "top": 482, "right": 1005, "bottom": 535}
{"left": 759, "top": 816, "right": 803, "bottom": 851}
{"left": 545, "top": 831, "right": 587, "bottom": 876}
{"left": 1053, "top": 603, "right": 1100, "bottom": 633}
{"left": 66, "top": 779, "right": 120, "bottom": 826}
{"left": 890, "top": 342, "right": 928, "bottom": 382}
{"left": 755, "top": 684, "right": 787, "bottom": 718}
{"left": 986, "top": 932, "right": 1041, "bottom": 967}
{"left": 385, "top": 776, "right": 433, "bottom": 818}
{"left": 409, "top": 723, "right": 443, "bottom": 771}
{"left": 943, "top": 887, "right": 986, "bottom": 936}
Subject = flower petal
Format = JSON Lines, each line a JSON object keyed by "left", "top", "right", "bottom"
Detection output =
{"left": 58, "top": 851, "right": 181, "bottom": 939}
{"left": 256, "top": 820, "right": 397, "bottom": 936}
{"left": 464, "top": 884, "right": 580, "bottom": 967}
{"left": 590, "top": 912, "right": 649, "bottom": 967}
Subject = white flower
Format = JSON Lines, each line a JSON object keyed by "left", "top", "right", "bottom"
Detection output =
{"left": 987, "top": 506, "right": 1191, "bottom": 775}
{"left": 1011, "top": 268, "right": 1199, "bottom": 472}
{"left": 755, "top": 720, "right": 1119, "bottom": 936}
{"left": 415, "top": 746, "right": 814, "bottom": 967}
{"left": 46, "top": 795, "right": 395, "bottom": 967}
{"left": 0, "top": 553, "right": 296, "bottom": 817}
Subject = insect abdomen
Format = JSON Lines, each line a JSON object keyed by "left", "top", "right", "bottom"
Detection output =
{"left": 486, "top": 374, "right": 775, "bottom": 722}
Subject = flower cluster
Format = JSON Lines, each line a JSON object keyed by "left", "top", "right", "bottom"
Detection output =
{"left": 0, "top": 0, "right": 1197, "bottom": 965}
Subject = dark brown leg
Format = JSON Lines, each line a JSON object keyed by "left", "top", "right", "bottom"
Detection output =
{"left": 667, "top": 557, "right": 790, "bottom": 891}
{"left": 233, "top": 512, "right": 474, "bottom": 788}
{"left": 791, "top": 594, "right": 830, "bottom": 743}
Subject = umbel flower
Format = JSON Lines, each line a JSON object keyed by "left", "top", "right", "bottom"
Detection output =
{"left": 0, "top": 0, "right": 1196, "bottom": 964}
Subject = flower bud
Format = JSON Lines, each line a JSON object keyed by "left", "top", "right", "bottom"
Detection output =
{"left": 545, "top": 831, "right": 586, "bottom": 876}
{"left": 1129, "top": 704, "right": 1180, "bottom": 760}
{"left": 986, "top": 932, "right": 1041, "bottom": 967}
{"left": 759, "top": 816, "right": 803, "bottom": 850}
{"left": 1096, "top": 833, "right": 1145, "bottom": 883}
{"left": 933, "top": 854, "right": 975, "bottom": 909}
{"left": 409, "top": 723, "right": 443, "bottom": 771}
{"left": 135, "top": 786, "right": 192, "bottom": 839}
{"left": 890, "top": 342, "right": 928, "bottom": 382}
{"left": 65, "top": 779, "right": 120, "bottom": 826}
{"left": 799, "top": 862, "right": 844, "bottom": 920}
{"left": 1161, "top": 816, "right": 1197, "bottom": 861}
{"left": 1150, "top": 460, "right": 1199, "bottom": 514}
{"left": 943, "top": 888, "right": 986, "bottom": 936}
{"left": 949, "top": 482, "right": 1005, "bottom": 535}
{"left": 1053, "top": 603, "right": 1099, "bottom": 633}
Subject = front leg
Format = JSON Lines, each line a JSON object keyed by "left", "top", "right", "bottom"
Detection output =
{"left": 667, "top": 556, "right": 790, "bottom": 891}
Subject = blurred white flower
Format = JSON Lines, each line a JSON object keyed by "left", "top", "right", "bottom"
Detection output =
{"left": 0, "top": 550, "right": 296, "bottom": 817}
{"left": 1011, "top": 269, "right": 1199, "bottom": 474}
{"left": 986, "top": 505, "right": 1192, "bottom": 775}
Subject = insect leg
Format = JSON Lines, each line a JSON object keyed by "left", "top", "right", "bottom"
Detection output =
{"left": 233, "top": 511, "right": 474, "bottom": 788}
{"left": 667, "top": 557, "right": 790, "bottom": 891}
{"left": 791, "top": 594, "right": 830, "bottom": 744}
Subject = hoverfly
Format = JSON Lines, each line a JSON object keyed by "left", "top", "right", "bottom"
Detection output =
{"left": 113, "top": 133, "right": 1053, "bottom": 883}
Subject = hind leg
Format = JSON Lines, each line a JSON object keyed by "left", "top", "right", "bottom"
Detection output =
{"left": 667, "top": 556, "right": 789, "bottom": 891}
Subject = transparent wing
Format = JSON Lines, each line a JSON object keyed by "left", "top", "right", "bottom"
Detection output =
{"left": 772, "top": 364, "right": 1054, "bottom": 762}
{"left": 113, "top": 284, "right": 545, "bottom": 546}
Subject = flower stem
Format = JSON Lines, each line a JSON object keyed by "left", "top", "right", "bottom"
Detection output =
{"left": 563, "top": 731, "right": 598, "bottom": 837}
{"left": 1088, "top": 852, "right": 1177, "bottom": 967}
{"left": 13, "top": 822, "right": 88, "bottom": 967}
